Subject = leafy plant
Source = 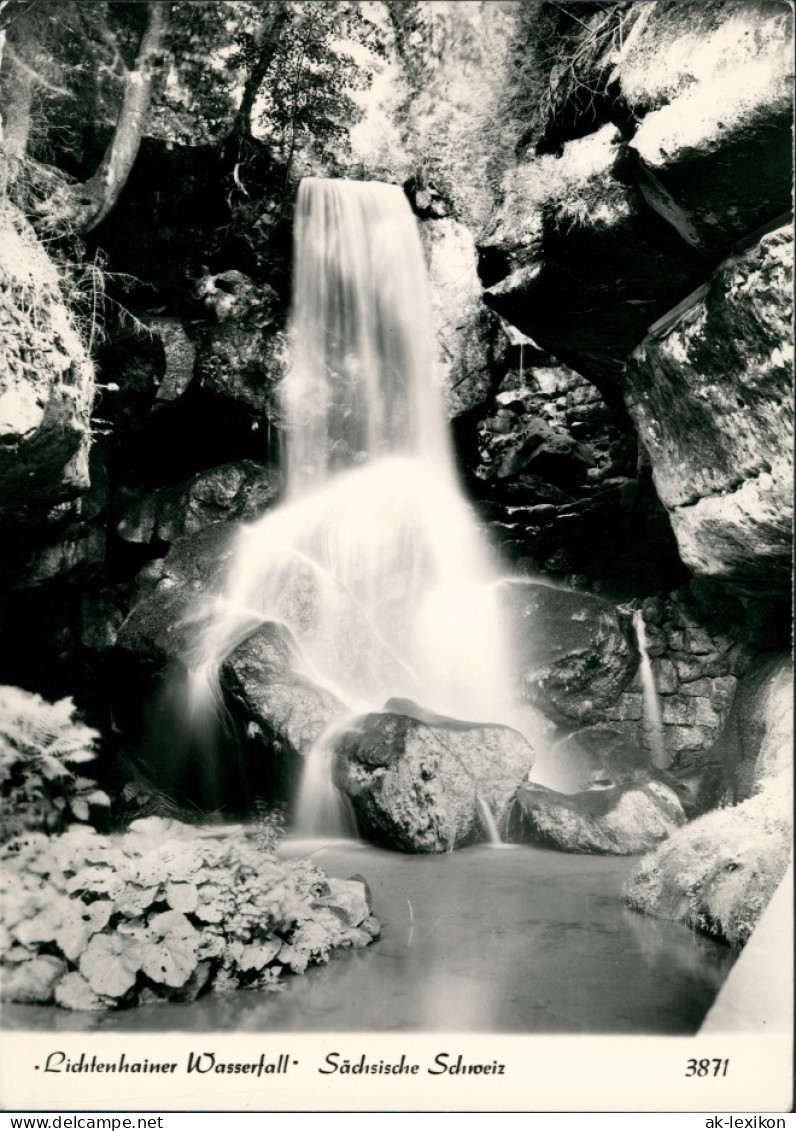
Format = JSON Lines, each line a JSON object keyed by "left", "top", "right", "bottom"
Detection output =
{"left": 252, "top": 798, "right": 287, "bottom": 854}
{"left": 0, "top": 817, "right": 379, "bottom": 1010}
{"left": 0, "top": 686, "right": 110, "bottom": 844}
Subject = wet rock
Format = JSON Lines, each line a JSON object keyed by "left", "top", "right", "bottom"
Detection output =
{"left": 0, "top": 205, "right": 94, "bottom": 525}
{"left": 117, "top": 461, "right": 281, "bottom": 544}
{"left": 405, "top": 177, "right": 452, "bottom": 220}
{"left": 607, "top": 581, "right": 785, "bottom": 772}
{"left": 694, "top": 652, "right": 792, "bottom": 813}
{"left": 506, "top": 778, "right": 685, "bottom": 855}
{"left": 197, "top": 269, "right": 277, "bottom": 324}
{"left": 420, "top": 217, "right": 504, "bottom": 417}
{"left": 145, "top": 317, "right": 197, "bottom": 403}
{"left": 532, "top": 725, "right": 662, "bottom": 796}
{"left": 496, "top": 581, "right": 638, "bottom": 726}
{"left": 312, "top": 878, "right": 371, "bottom": 929}
{"left": 627, "top": 220, "right": 793, "bottom": 595}
{"left": 195, "top": 272, "right": 286, "bottom": 415}
{"left": 196, "top": 327, "right": 287, "bottom": 416}
{"left": 334, "top": 701, "right": 535, "bottom": 853}
{"left": 22, "top": 526, "right": 106, "bottom": 587}
{"left": 221, "top": 623, "right": 343, "bottom": 757}
{"left": 624, "top": 781, "right": 791, "bottom": 947}
{"left": 116, "top": 524, "right": 241, "bottom": 663}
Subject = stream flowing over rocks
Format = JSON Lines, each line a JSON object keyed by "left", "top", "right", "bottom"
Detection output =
{"left": 0, "top": 0, "right": 792, "bottom": 1026}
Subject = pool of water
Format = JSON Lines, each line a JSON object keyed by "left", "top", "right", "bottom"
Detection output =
{"left": 2, "top": 840, "right": 735, "bottom": 1034}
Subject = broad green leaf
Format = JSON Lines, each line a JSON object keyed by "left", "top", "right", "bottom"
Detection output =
{"left": 79, "top": 932, "right": 143, "bottom": 997}
{"left": 139, "top": 911, "right": 199, "bottom": 988}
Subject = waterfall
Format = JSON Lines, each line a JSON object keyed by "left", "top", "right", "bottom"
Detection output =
{"left": 192, "top": 178, "right": 515, "bottom": 837}
{"left": 476, "top": 793, "right": 503, "bottom": 847}
{"left": 633, "top": 609, "right": 666, "bottom": 769}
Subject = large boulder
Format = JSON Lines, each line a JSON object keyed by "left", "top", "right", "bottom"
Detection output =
{"left": 479, "top": 2, "right": 792, "bottom": 408}
{"left": 115, "top": 523, "right": 241, "bottom": 664}
{"left": 496, "top": 580, "right": 639, "bottom": 726}
{"left": 505, "top": 778, "right": 686, "bottom": 855}
{"left": 420, "top": 217, "right": 504, "bottom": 417}
{"left": 621, "top": 0, "right": 794, "bottom": 255}
{"left": 334, "top": 700, "right": 535, "bottom": 852}
{"left": 221, "top": 623, "right": 343, "bottom": 758}
{"left": 626, "top": 220, "right": 793, "bottom": 595}
{"left": 480, "top": 125, "right": 706, "bottom": 399}
{"left": 624, "top": 780, "right": 791, "bottom": 946}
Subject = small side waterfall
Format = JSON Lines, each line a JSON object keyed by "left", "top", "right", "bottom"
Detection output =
{"left": 476, "top": 794, "right": 503, "bottom": 847}
{"left": 633, "top": 609, "right": 666, "bottom": 769}
{"left": 191, "top": 178, "right": 517, "bottom": 838}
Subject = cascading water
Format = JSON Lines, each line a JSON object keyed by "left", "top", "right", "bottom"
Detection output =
{"left": 633, "top": 609, "right": 666, "bottom": 770}
{"left": 190, "top": 178, "right": 516, "bottom": 838}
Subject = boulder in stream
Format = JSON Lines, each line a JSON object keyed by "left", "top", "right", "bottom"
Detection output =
{"left": 221, "top": 623, "right": 344, "bottom": 758}
{"left": 334, "top": 700, "right": 535, "bottom": 853}
{"left": 624, "top": 778, "right": 791, "bottom": 947}
{"left": 506, "top": 778, "right": 686, "bottom": 856}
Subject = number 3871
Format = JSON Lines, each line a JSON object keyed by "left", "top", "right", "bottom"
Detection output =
{"left": 686, "top": 1059, "right": 729, "bottom": 1077}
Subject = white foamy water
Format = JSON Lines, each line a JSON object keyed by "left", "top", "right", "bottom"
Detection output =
{"left": 633, "top": 609, "right": 667, "bottom": 769}
{"left": 191, "top": 178, "right": 519, "bottom": 835}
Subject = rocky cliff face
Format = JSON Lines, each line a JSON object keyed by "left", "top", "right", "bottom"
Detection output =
{"left": 0, "top": 205, "right": 96, "bottom": 580}
{"left": 479, "top": 0, "right": 793, "bottom": 597}
{"left": 419, "top": 214, "right": 506, "bottom": 418}
{"left": 466, "top": 0, "right": 792, "bottom": 910}
{"left": 627, "top": 218, "right": 793, "bottom": 594}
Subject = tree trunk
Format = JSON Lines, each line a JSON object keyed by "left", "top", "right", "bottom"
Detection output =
{"left": 49, "top": 0, "right": 170, "bottom": 233}
{"left": 0, "top": 46, "right": 34, "bottom": 161}
{"left": 0, "top": 3, "right": 36, "bottom": 171}
{"left": 232, "top": 0, "right": 290, "bottom": 138}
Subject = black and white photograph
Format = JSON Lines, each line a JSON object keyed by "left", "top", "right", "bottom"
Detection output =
{"left": 0, "top": 0, "right": 792, "bottom": 1114}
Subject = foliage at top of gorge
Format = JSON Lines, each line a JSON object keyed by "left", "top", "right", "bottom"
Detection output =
{"left": 0, "top": 1, "right": 561, "bottom": 255}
